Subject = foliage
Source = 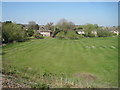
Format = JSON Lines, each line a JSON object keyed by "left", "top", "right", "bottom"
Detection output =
{"left": 83, "top": 24, "right": 97, "bottom": 36}
{"left": 26, "top": 29, "right": 34, "bottom": 37}
{"left": 84, "top": 33, "right": 96, "bottom": 37}
{"left": 56, "top": 19, "right": 75, "bottom": 33}
{"left": 113, "top": 33, "right": 118, "bottom": 36}
{"left": 33, "top": 32, "right": 44, "bottom": 39}
{"left": 28, "top": 21, "right": 39, "bottom": 30}
{"left": 52, "top": 28, "right": 61, "bottom": 37}
{"left": 45, "top": 22, "right": 54, "bottom": 31}
{"left": 77, "top": 34, "right": 84, "bottom": 38}
{"left": 56, "top": 30, "right": 83, "bottom": 39}
{"left": 66, "top": 30, "right": 79, "bottom": 39}
{"left": 76, "top": 24, "right": 98, "bottom": 37}
{"left": 97, "top": 29, "right": 113, "bottom": 37}
{"left": 56, "top": 31, "right": 65, "bottom": 39}
{"left": 2, "top": 22, "right": 27, "bottom": 43}
{"left": 0, "top": 22, "right": 2, "bottom": 44}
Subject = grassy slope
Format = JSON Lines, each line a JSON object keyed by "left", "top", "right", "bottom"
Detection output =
{"left": 3, "top": 37, "right": 118, "bottom": 87}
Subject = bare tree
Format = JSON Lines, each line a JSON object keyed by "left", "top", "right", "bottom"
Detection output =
{"left": 56, "top": 19, "right": 75, "bottom": 34}
{"left": 28, "top": 21, "right": 39, "bottom": 30}
{"left": 45, "top": 22, "right": 54, "bottom": 30}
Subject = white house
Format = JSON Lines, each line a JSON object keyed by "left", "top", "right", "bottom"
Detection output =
{"left": 77, "top": 30, "right": 97, "bottom": 36}
{"left": 38, "top": 30, "right": 52, "bottom": 37}
{"left": 110, "top": 31, "right": 119, "bottom": 35}
{"left": 76, "top": 30, "right": 85, "bottom": 34}
{"left": 91, "top": 31, "right": 97, "bottom": 36}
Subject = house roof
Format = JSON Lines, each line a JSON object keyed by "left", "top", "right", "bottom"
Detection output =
{"left": 38, "top": 30, "right": 52, "bottom": 32}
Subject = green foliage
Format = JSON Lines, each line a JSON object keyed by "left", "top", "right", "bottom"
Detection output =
{"left": 2, "top": 22, "right": 27, "bottom": 43}
{"left": 56, "top": 31, "right": 65, "bottom": 39}
{"left": 97, "top": 29, "right": 113, "bottom": 37}
{"left": 33, "top": 32, "right": 44, "bottom": 39}
{"left": 56, "top": 30, "right": 83, "bottom": 39}
{"left": 66, "top": 30, "right": 79, "bottom": 39}
{"left": 77, "top": 34, "right": 84, "bottom": 38}
{"left": 26, "top": 29, "right": 34, "bottom": 37}
{"left": 76, "top": 24, "right": 98, "bottom": 37}
{"left": 113, "top": 33, "right": 118, "bottom": 36}
{"left": 83, "top": 24, "right": 96, "bottom": 36}
{"left": 52, "top": 28, "right": 61, "bottom": 37}
{"left": 0, "top": 22, "right": 2, "bottom": 44}
{"left": 84, "top": 33, "right": 96, "bottom": 37}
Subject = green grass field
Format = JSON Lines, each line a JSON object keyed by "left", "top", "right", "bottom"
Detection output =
{"left": 3, "top": 37, "right": 118, "bottom": 88}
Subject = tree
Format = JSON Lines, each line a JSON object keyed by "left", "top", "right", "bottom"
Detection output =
{"left": 2, "top": 22, "right": 26, "bottom": 43}
{"left": 56, "top": 30, "right": 82, "bottom": 39}
{"left": 97, "top": 28, "right": 113, "bottom": 37}
{"left": 56, "top": 31, "right": 65, "bottom": 39}
{"left": 28, "top": 21, "right": 39, "bottom": 30}
{"left": 45, "top": 22, "right": 54, "bottom": 30}
{"left": 52, "top": 27, "right": 61, "bottom": 38}
{"left": 66, "top": 30, "right": 79, "bottom": 39}
{"left": 33, "top": 32, "right": 44, "bottom": 39}
{"left": 56, "top": 19, "right": 75, "bottom": 34}
{"left": 26, "top": 29, "right": 34, "bottom": 37}
{"left": 82, "top": 24, "right": 98, "bottom": 37}
{"left": 45, "top": 22, "right": 55, "bottom": 37}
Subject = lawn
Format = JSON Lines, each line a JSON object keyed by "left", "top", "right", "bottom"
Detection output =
{"left": 2, "top": 37, "right": 118, "bottom": 88}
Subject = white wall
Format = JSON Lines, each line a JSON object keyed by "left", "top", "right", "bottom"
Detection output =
{"left": 40, "top": 32, "right": 51, "bottom": 36}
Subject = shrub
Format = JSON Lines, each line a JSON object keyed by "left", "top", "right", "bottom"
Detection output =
{"left": 97, "top": 30, "right": 113, "bottom": 37}
{"left": 26, "top": 29, "right": 34, "bottom": 37}
{"left": 56, "top": 31, "right": 66, "bottom": 39}
{"left": 66, "top": 30, "right": 79, "bottom": 39}
{"left": 56, "top": 30, "right": 82, "bottom": 39}
{"left": 2, "top": 22, "right": 27, "bottom": 43}
{"left": 113, "top": 33, "right": 118, "bottom": 36}
{"left": 78, "top": 34, "right": 84, "bottom": 38}
{"left": 88, "top": 33, "right": 96, "bottom": 37}
{"left": 33, "top": 32, "right": 44, "bottom": 39}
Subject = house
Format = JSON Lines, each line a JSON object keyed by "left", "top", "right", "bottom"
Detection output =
{"left": 76, "top": 30, "right": 97, "bottom": 36}
{"left": 76, "top": 30, "right": 85, "bottom": 34}
{"left": 110, "top": 30, "right": 119, "bottom": 35}
{"left": 103, "top": 26, "right": 119, "bottom": 35}
{"left": 38, "top": 25, "right": 52, "bottom": 37}
{"left": 91, "top": 30, "right": 97, "bottom": 36}
{"left": 38, "top": 30, "right": 52, "bottom": 37}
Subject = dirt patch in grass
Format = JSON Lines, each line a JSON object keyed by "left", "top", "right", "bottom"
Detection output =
{"left": 73, "top": 72, "right": 97, "bottom": 80}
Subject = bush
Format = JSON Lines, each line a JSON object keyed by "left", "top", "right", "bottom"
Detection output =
{"left": 56, "top": 30, "right": 82, "bottom": 39}
{"left": 2, "top": 22, "right": 27, "bottom": 43}
{"left": 83, "top": 32, "right": 96, "bottom": 37}
{"left": 78, "top": 34, "right": 84, "bottom": 38}
{"left": 66, "top": 31, "right": 79, "bottom": 39}
{"left": 26, "top": 29, "right": 34, "bottom": 37}
{"left": 88, "top": 33, "right": 96, "bottom": 37}
{"left": 97, "top": 30, "right": 113, "bottom": 37}
{"left": 113, "top": 33, "right": 118, "bottom": 36}
{"left": 33, "top": 32, "right": 44, "bottom": 39}
{"left": 56, "top": 31, "right": 66, "bottom": 39}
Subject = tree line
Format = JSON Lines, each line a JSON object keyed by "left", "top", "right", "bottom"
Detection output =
{"left": 1, "top": 19, "right": 119, "bottom": 44}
